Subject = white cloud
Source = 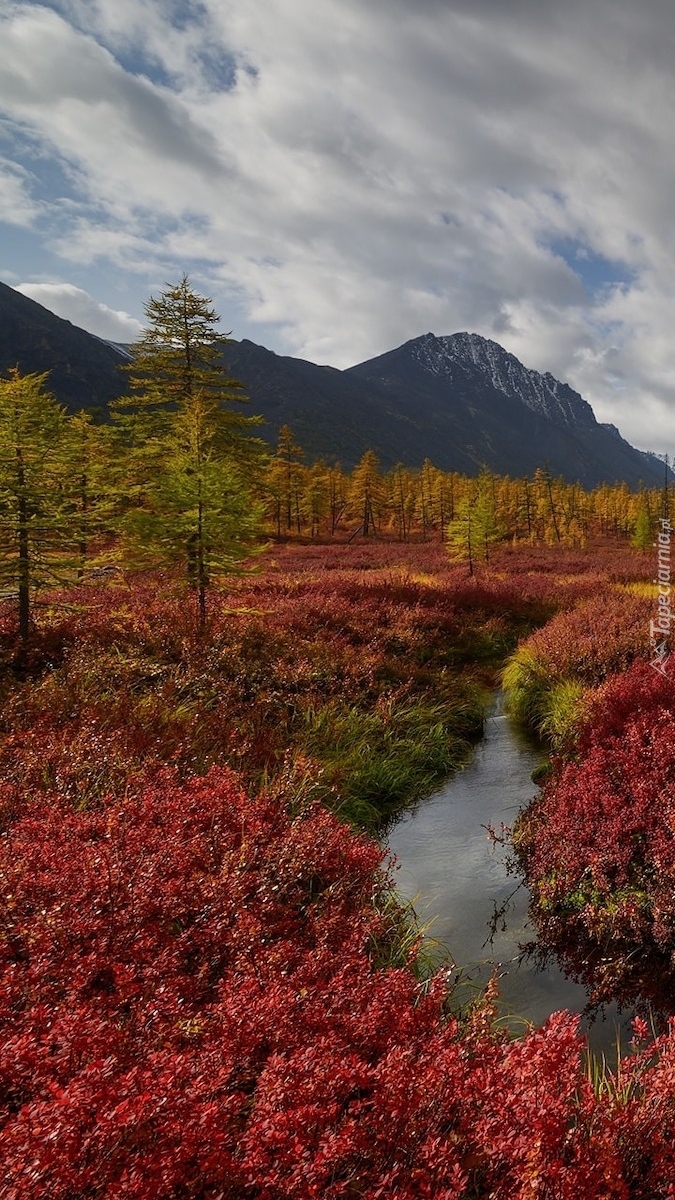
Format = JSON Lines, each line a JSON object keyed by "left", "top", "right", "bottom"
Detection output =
{"left": 2, "top": 1, "right": 675, "bottom": 451}
{"left": 0, "top": 156, "right": 40, "bottom": 226}
{"left": 15, "top": 281, "right": 141, "bottom": 341}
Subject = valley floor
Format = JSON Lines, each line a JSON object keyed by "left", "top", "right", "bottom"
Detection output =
{"left": 1, "top": 537, "right": 674, "bottom": 1197}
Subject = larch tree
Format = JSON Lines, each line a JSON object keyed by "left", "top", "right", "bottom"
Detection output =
{"left": 64, "top": 410, "right": 120, "bottom": 580}
{"left": 0, "top": 370, "right": 71, "bottom": 647}
{"left": 446, "top": 494, "right": 476, "bottom": 574}
{"left": 303, "top": 461, "right": 330, "bottom": 538}
{"left": 112, "top": 276, "right": 264, "bottom": 628}
{"left": 348, "top": 451, "right": 385, "bottom": 537}
{"left": 631, "top": 494, "right": 653, "bottom": 553}
{"left": 446, "top": 469, "right": 505, "bottom": 572}
{"left": 389, "top": 464, "right": 416, "bottom": 541}
{"left": 327, "top": 465, "right": 348, "bottom": 535}
{"left": 118, "top": 275, "right": 257, "bottom": 440}
{"left": 265, "top": 425, "right": 305, "bottom": 537}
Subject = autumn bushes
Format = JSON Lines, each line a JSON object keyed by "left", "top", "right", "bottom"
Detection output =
{"left": 0, "top": 554, "right": 495, "bottom": 829}
{"left": 500, "top": 561, "right": 675, "bottom": 1014}
{"left": 2, "top": 540, "right": 633, "bottom": 829}
{"left": 503, "top": 590, "right": 652, "bottom": 751}
{"left": 5, "top": 542, "right": 675, "bottom": 1194}
{"left": 3, "top": 764, "right": 675, "bottom": 1198}
{"left": 513, "top": 662, "right": 675, "bottom": 1012}
{"left": 0, "top": 768, "right": 401, "bottom": 1196}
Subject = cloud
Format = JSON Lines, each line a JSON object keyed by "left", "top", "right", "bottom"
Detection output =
{"left": 2, "top": 1, "right": 675, "bottom": 453}
{"left": 15, "top": 281, "right": 142, "bottom": 341}
{"left": 0, "top": 157, "right": 40, "bottom": 226}
{"left": 0, "top": 5, "right": 228, "bottom": 215}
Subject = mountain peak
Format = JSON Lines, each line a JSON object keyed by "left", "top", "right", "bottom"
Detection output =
{"left": 405, "top": 331, "right": 596, "bottom": 430}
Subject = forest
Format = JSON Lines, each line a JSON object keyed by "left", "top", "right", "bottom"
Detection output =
{"left": 2, "top": 279, "right": 675, "bottom": 1197}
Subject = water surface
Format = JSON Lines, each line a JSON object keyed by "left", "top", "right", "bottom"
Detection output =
{"left": 386, "top": 693, "right": 630, "bottom": 1053}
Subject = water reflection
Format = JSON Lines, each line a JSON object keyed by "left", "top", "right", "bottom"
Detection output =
{"left": 386, "top": 693, "right": 632, "bottom": 1056}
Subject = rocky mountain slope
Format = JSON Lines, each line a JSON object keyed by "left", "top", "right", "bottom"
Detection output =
{"left": 344, "top": 331, "right": 662, "bottom": 486}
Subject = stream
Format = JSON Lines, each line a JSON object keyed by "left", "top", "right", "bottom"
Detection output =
{"left": 386, "top": 692, "right": 631, "bottom": 1056}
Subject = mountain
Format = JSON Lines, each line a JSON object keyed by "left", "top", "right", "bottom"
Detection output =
{"left": 346, "top": 332, "right": 666, "bottom": 486}
{"left": 225, "top": 331, "right": 664, "bottom": 487}
{"left": 0, "top": 280, "right": 128, "bottom": 411}
{"left": 368, "top": 331, "right": 599, "bottom": 430}
{"left": 0, "top": 280, "right": 665, "bottom": 487}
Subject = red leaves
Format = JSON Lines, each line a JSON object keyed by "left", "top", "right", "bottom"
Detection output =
{"left": 0, "top": 764, "right": 652, "bottom": 1198}
{"left": 0, "top": 769, "right": 392, "bottom": 1195}
{"left": 1, "top": 764, "right": 673, "bottom": 1196}
{"left": 516, "top": 592, "right": 652, "bottom": 687}
{"left": 518, "top": 659, "right": 675, "bottom": 1009}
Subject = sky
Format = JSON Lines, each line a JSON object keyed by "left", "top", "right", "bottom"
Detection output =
{"left": 1, "top": 0, "right": 675, "bottom": 458}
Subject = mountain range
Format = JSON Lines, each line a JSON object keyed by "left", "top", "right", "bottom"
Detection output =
{"left": 0, "top": 279, "right": 664, "bottom": 488}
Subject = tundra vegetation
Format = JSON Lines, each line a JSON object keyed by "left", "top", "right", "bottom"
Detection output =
{"left": 3, "top": 281, "right": 675, "bottom": 1195}
{"left": 505, "top": 594, "right": 675, "bottom": 1022}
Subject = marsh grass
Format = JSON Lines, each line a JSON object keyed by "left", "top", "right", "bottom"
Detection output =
{"left": 583, "top": 1032, "right": 656, "bottom": 1105}
{"left": 368, "top": 886, "right": 448, "bottom": 978}
{"left": 501, "top": 647, "right": 553, "bottom": 729}
{"left": 538, "top": 679, "right": 588, "bottom": 753}
{"left": 300, "top": 692, "right": 485, "bottom": 828}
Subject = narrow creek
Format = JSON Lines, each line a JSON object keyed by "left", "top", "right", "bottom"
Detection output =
{"left": 386, "top": 692, "right": 631, "bottom": 1056}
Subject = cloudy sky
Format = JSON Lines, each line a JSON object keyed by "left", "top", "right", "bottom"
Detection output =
{"left": 1, "top": 0, "right": 675, "bottom": 456}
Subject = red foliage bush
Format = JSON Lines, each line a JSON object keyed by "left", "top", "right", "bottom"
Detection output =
{"left": 0, "top": 766, "right": 659, "bottom": 1199}
{"left": 517, "top": 662, "right": 675, "bottom": 1009}
{"left": 1, "top": 541, "right": 671, "bottom": 1196}
{"left": 0, "top": 555, "right": 546, "bottom": 810}
{"left": 511, "top": 591, "right": 652, "bottom": 686}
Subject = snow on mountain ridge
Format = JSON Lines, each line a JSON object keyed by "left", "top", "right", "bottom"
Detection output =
{"left": 411, "top": 332, "right": 596, "bottom": 430}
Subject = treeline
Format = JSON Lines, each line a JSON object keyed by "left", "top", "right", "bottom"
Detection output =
{"left": 262, "top": 426, "right": 670, "bottom": 553}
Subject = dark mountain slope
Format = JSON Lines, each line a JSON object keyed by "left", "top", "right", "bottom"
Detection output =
{"left": 220, "top": 338, "right": 473, "bottom": 470}
{"left": 0, "top": 281, "right": 128, "bottom": 411}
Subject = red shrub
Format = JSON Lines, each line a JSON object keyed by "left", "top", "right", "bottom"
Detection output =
{"left": 517, "top": 661, "right": 675, "bottom": 1008}
{"left": 1, "top": 542, "right": 671, "bottom": 1196}
{"left": 0, "top": 767, "right": 652, "bottom": 1198}
{"left": 512, "top": 591, "right": 651, "bottom": 686}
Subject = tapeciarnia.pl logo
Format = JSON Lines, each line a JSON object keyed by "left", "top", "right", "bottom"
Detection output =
{"left": 650, "top": 517, "right": 673, "bottom": 677}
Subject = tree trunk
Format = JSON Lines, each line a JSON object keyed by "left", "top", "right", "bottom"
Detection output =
{"left": 16, "top": 447, "right": 30, "bottom": 646}
{"left": 77, "top": 472, "right": 88, "bottom": 582}
{"left": 18, "top": 493, "right": 30, "bottom": 645}
{"left": 197, "top": 483, "right": 207, "bottom": 631}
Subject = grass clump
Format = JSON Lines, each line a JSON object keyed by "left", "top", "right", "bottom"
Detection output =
{"left": 299, "top": 691, "right": 485, "bottom": 829}
{"left": 501, "top": 647, "right": 552, "bottom": 730}
{"left": 538, "top": 679, "right": 588, "bottom": 754}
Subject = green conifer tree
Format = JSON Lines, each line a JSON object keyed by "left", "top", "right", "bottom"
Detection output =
{"left": 446, "top": 469, "right": 505, "bottom": 571}
{"left": 0, "top": 370, "right": 71, "bottom": 645}
{"left": 631, "top": 498, "right": 653, "bottom": 552}
{"left": 112, "top": 277, "right": 264, "bottom": 627}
